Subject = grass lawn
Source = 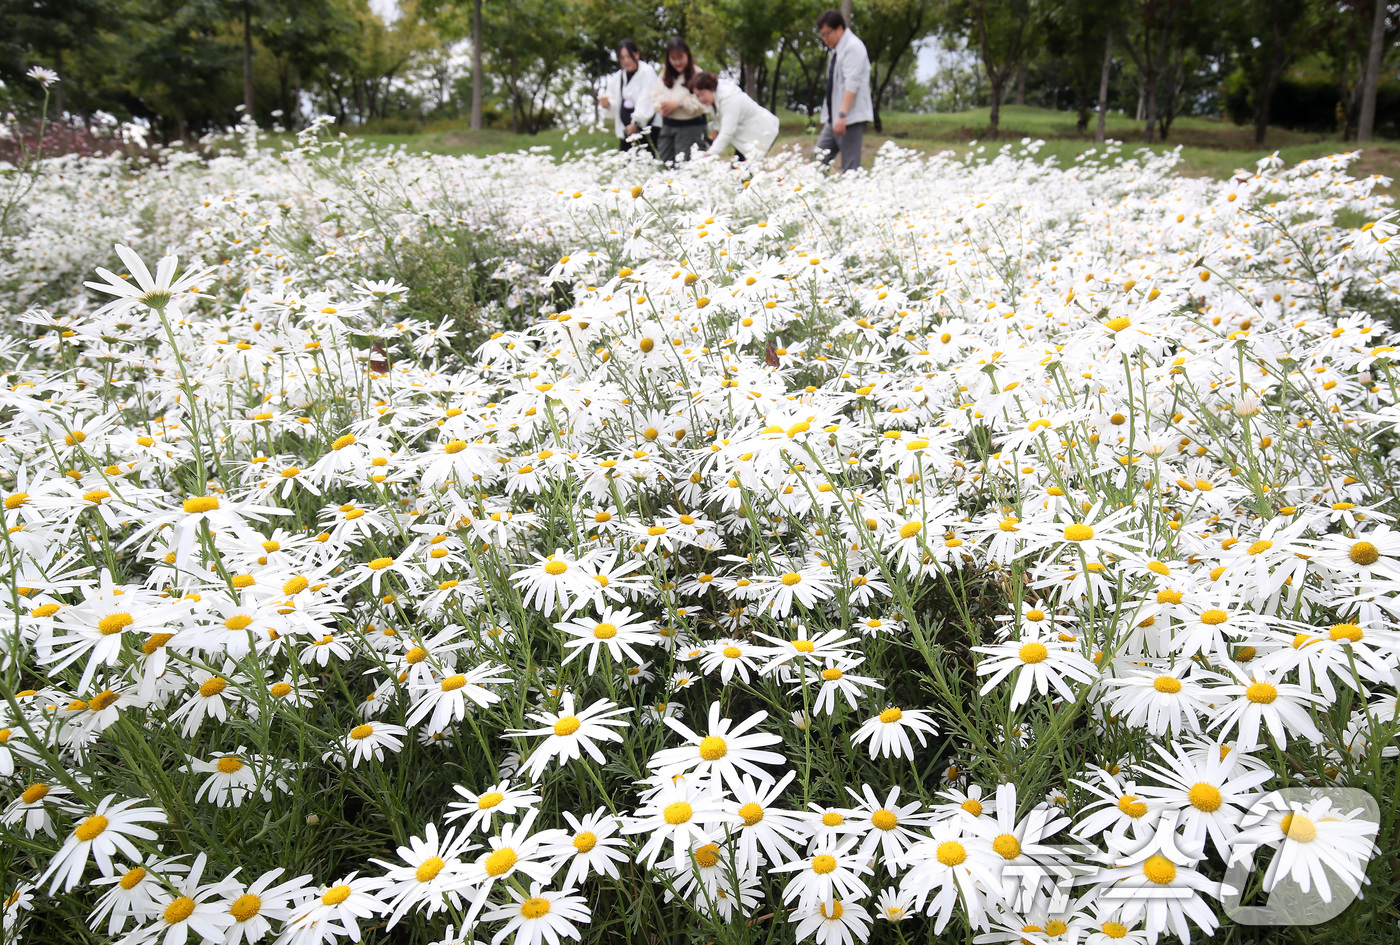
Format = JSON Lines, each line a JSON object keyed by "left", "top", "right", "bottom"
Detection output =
{"left": 343, "top": 105, "right": 1400, "bottom": 195}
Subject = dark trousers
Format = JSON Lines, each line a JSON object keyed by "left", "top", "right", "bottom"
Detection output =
{"left": 816, "top": 121, "right": 867, "bottom": 172}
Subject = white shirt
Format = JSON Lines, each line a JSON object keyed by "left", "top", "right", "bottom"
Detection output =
{"left": 708, "top": 85, "right": 780, "bottom": 159}
{"left": 603, "top": 61, "right": 657, "bottom": 138}
{"left": 821, "top": 29, "right": 873, "bottom": 126}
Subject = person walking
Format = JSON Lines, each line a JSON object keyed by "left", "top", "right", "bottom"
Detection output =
{"left": 815, "top": 9, "right": 872, "bottom": 173}
{"left": 598, "top": 39, "right": 657, "bottom": 155}
{"left": 646, "top": 38, "right": 709, "bottom": 164}
{"left": 692, "top": 73, "right": 780, "bottom": 162}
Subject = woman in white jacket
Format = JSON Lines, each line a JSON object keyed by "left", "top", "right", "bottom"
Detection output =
{"left": 692, "top": 72, "right": 780, "bottom": 162}
{"left": 598, "top": 39, "right": 657, "bottom": 154}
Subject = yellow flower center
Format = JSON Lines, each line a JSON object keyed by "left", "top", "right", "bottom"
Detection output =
{"left": 821, "top": 811, "right": 844, "bottom": 827}
{"left": 1247, "top": 539, "right": 1273, "bottom": 555}
{"left": 1018, "top": 642, "right": 1048, "bottom": 663}
{"left": 484, "top": 848, "right": 517, "bottom": 876}
{"left": 871, "top": 809, "right": 898, "bottom": 831}
{"left": 441, "top": 674, "right": 467, "bottom": 691}
{"left": 1200, "top": 609, "right": 1229, "bottom": 625}
{"left": 1154, "top": 676, "right": 1182, "bottom": 694}
{"left": 332, "top": 434, "right": 356, "bottom": 451}
{"left": 349, "top": 724, "right": 373, "bottom": 740}
{"left": 1330, "top": 623, "right": 1363, "bottom": 643}
{"left": 1063, "top": 523, "right": 1094, "bottom": 541}
{"left": 992, "top": 834, "right": 1021, "bottom": 859}
{"left": 593, "top": 623, "right": 617, "bottom": 639}
{"left": 820, "top": 901, "right": 844, "bottom": 920}
{"left": 811, "top": 854, "right": 838, "bottom": 874}
{"left": 1189, "top": 783, "right": 1223, "bottom": 811}
{"left": 83, "top": 490, "right": 110, "bottom": 503}
{"left": 961, "top": 799, "right": 983, "bottom": 817}
{"left": 216, "top": 757, "right": 245, "bottom": 774}
{"left": 1143, "top": 855, "right": 1176, "bottom": 885}
{"left": 1106, "top": 316, "right": 1132, "bottom": 332}
{"left": 98, "top": 613, "right": 133, "bottom": 635}
{"left": 739, "top": 803, "right": 764, "bottom": 826}
{"left": 699, "top": 736, "right": 727, "bottom": 760}
{"left": 1350, "top": 541, "right": 1380, "bottom": 565}
{"left": 415, "top": 856, "right": 446, "bottom": 882}
{"left": 182, "top": 496, "right": 220, "bottom": 513}
{"left": 544, "top": 561, "right": 568, "bottom": 575}
{"left": 282, "top": 576, "right": 309, "bottom": 595}
{"left": 1280, "top": 812, "right": 1317, "bottom": 842}
{"left": 368, "top": 557, "right": 393, "bottom": 570}
{"left": 163, "top": 897, "right": 196, "bottom": 924}
{"left": 570, "top": 831, "right": 597, "bottom": 853}
{"left": 663, "top": 802, "right": 693, "bottom": 825}
{"left": 21, "top": 783, "right": 49, "bottom": 804}
{"left": 520, "top": 897, "right": 551, "bottom": 919}
{"left": 90, "top": 689, "right": 120, "bottom": 711}
{"left": 1246, "top": 682, "right": 1278, "bottom": 704}
{"left": 321, "top": 885, "right": 352, "bottom": 905}
{"left": 230, "top": 893, "right": 261, "bottom": 922}
{"left": 120, "top": 866, "right": 147, "bottom": 890}
{"left": 1101, "top": 921, "right": 1129, "bottom": 938}
{"left": 1118, "top": 795, "right": 1148, "bottom": 818}
{"left": 879, "top": 707, "right": 903, "bottom": 723}
{"left": 444, "top": 440, "right": 467, "bottom": 454}
{"left": 822, "top": 667, "right": 843, "bottom": 681}
{"left": 270, "top": 683, "right": 292, "bottom": 697}
{"left": 199, "top": 678, "right": 228, "bottom": 697}
{"left": 695, "top": 843, "right": 721, "bottom": 868}
{"left": 477, "top": 791, "right": 504, "bottom": 809}
{"left": 793, "top": 639, "right": 815, "bottom": 652}
{"left": 781, "top": 571, "right": 802, "bottom": 586}
{"left": 553, "top": 716, "right": 581, "bottom": 736}
{"left": 899, "top": 521, "right": 923, "bottom": 539}
{"left": 648, "top": 525, "right": 667, "bottom": 536}
{"left": 937, "top": 840, "right": 967, "bottom": 866}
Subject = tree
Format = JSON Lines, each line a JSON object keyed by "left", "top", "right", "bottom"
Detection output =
{"left": 0, "top": 0, "right": 127, "bottom": 116}
{"left": 858, "top": 0, "right": 936, "bottom": 133}
{"left": 1116, "top": 0, "right": 1189, "bottom": 142}
{"left": 960, "top": 0, "right": 1039, "bottom": 137}
{"left": 710, "top": 0, "right": 791, "bottom": 99}
{"left": 1230, "top": 0, "right": 1321, "bottom": 144}
{"left": 1358, "top": 0, "right": 1393, "bottom": 139}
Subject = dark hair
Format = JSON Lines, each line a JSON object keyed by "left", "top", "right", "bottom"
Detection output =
{"left": 661, "top": 37, "right": 697, "bottom": 89}
{"left": 691, "top": 71, "right": 718, "bottom": 93}
{"left": 816, "top": 9, "right": 845, "bottom": 30}
{"left": 616, "top": 39, "right": 641, "bottom": 61}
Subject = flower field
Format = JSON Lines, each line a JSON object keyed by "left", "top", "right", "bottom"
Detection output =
{"left": 1, "top": 125, "right": 1399, "bottom": 945}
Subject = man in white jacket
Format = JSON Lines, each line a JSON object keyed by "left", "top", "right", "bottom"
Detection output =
{"left": 692, "top": 72, "right": 780, "bottom": 161}
{"left": 815, "top": 9, "right": 872, "bottom": 173}
{"left": 598, "top": 39, "right": 657, "bottom": 154}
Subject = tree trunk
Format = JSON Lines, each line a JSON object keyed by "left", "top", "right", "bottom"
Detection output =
{"left": 1358, "top": 0, "right": 1389, "bottom": 141}
{"left": 989, "top": 78, "right": 1003, "bottom": 137}
{"left": 770, "top": 43, "right": 786, "bottom": 114}
{"left": 1096, "top": 25, "right": 1113, "bottom": 142}
{"left": 470, "top": 0, "right": 484, "bottom": 131}
{"left": 1143, "top": 76, "right": 1157, "bottom": 142}
{"left": 742, "top": 60, "right": 759, "bottom": 99}
{"left": 1253, "top": 72, "right": 1279, "bottom": 144}
{"left": 243, "top": 4, "right": 255, "bottom": 119}
{"left": 1014, "top": 60, "right": 1027, "bottom": 105}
